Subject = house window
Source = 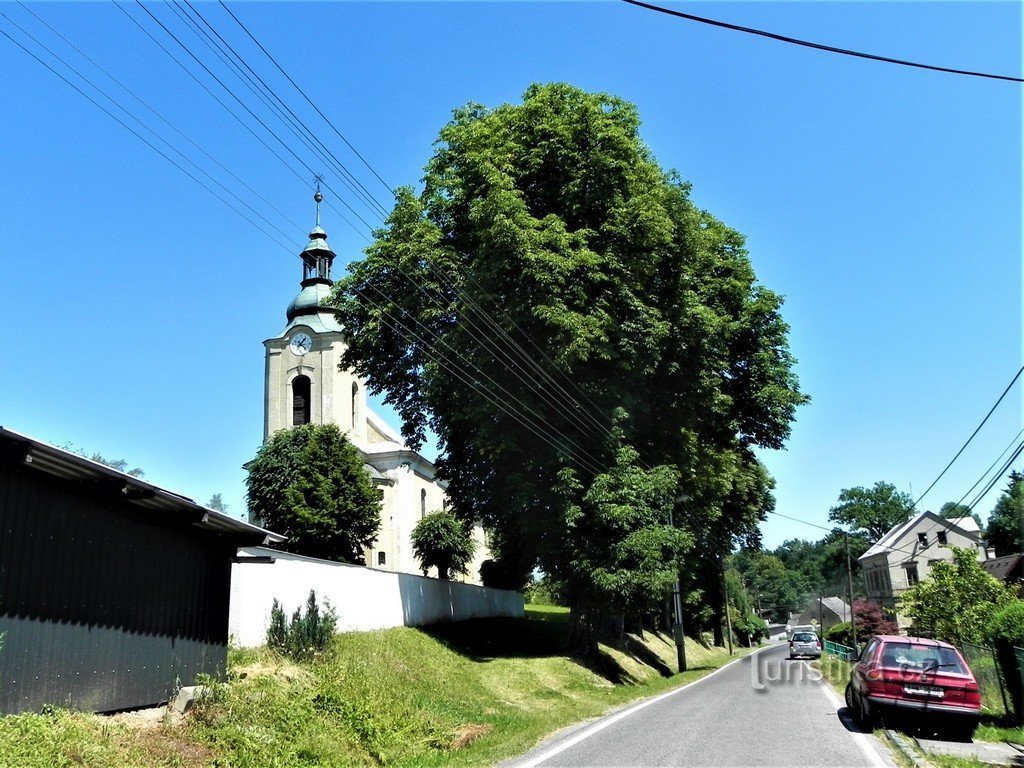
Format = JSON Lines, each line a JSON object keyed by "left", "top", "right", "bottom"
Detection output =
{"left": 351, "top": 382, "right": 359, "bottom": 428}
{"left": 918, "top": 532, "right": 928, "bottom": 546}
{"left": 420, "top": 489, "right": 427, "bottom": 519}
{"left": 292, "top": 376, "right": 311, "bottom": 425}
{"left": 937, "top": 531, "right": 947, "bottom": 546}
{"left": 377, "top": 551, "right": 386, "bottom": 566}
{"left": 905, "top": 564, "right": 919, "bottom": 585}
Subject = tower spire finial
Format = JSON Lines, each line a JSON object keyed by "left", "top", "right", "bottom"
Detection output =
{"left": 313, "top": 174, "right": 324, "bottom": 227}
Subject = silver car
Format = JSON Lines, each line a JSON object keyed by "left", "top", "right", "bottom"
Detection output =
{"left": 789, "top": 631, "right": 821, "bottom": 659}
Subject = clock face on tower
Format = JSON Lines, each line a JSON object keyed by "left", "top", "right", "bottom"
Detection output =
{"left": 289, "top": 332, "right": 313, "bottom": 356}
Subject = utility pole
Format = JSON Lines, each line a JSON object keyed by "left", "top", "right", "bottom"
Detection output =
{"left": 845, "top": 531, "right": 858, "bottom": 656}
{"left": 668, "top": 505, "right": 687, "bottom": 673}
{"left": 819, "top": 591, "right": 824, "bottom": 631}
{"left": 722, "top": 565, "right": 733, "bottom": 655}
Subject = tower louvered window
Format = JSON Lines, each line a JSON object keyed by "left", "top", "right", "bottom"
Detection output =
{"left": 293, "top": 376, "right": 311, "bottom": 425}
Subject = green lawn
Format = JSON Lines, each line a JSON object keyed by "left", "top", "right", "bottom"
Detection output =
{"left": 0, "top": 606, "right": 753, "bottom": 768}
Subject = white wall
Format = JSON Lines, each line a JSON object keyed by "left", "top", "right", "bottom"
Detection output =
{"left": 229, "top": 547, "right": 525, "bottom": 648}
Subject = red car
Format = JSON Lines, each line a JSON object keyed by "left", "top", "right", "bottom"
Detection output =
{"left": 845, "top": 635, "right": 982, "bottom": 741}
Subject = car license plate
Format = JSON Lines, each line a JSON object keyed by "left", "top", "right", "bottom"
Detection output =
{"left": 904, "top": 684, "right": 944, "bottom": 698}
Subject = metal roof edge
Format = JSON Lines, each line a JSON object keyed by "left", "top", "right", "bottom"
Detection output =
{"left": 0, "top": 426, "right": 285, "bottom": 545}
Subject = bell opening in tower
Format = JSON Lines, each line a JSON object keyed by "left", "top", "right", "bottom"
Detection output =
{"left": 292, "top": 375, "right": 311, "bottom": 426}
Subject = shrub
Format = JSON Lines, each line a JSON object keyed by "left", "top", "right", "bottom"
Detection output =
{"left": 824, "top": 621, "right": 854, "bottom": 647}
{"left": 266, "top": 590, "right": 337, "bottom": 659}
{"left": 732, "top": 612, "right": 768, "bottom": 645}
{"left": 988, "top": 600, "right": 1024, "bottom": 646}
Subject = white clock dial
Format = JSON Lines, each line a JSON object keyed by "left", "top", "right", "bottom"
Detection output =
{"left": 289, "top": 332, "right": 313, "bottom": 356}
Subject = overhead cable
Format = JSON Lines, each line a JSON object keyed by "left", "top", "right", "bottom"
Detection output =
{"left": 620, "top": 0, "right": 1024, "bottom": 83}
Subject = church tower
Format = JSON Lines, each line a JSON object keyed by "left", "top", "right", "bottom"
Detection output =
{"left": 263, "top": 189, "right": 368, "bottom": 446}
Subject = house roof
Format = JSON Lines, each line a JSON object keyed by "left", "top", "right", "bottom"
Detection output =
{"left": 859, "top": 509, "right": 980, "bottom": 561}
{"left": 981, "top": 554, "right": 1024, "bottom": 582}
{"left": 0, "top": 426, "right": 285, "bottom": 545}
{"left": 821, "top": 596, "right": 851, "bottom": 622}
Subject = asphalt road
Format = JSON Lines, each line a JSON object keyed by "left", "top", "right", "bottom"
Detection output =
{"left": 505, "top": 643, "right": 895, "bottom": 768}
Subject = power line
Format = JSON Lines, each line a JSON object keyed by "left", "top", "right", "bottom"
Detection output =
{"left": 218, "top": 0, "right": 395, "bottom": 196}
{"left": 621, "top": 0, "right": 1024, "bottom": 84}
{"left": 0, "top": 13, "right": 296, "bottom": 254}
{"left": 911, "top": 364, "right": 1024, "bottom": 508}
{"left": 122, "top": 0, "right": 377, "bottom": 237}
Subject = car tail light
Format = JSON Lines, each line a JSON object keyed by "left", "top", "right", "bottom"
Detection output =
{"left": 816, "top": 640, "right": 822, "bottom": 650}
{"left": 964, "top": 684, "right": 982, "bottom": 707}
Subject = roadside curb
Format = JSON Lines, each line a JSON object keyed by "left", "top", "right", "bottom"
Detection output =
{"left": 885, "top": 729, "right": 932, "bottom": 768}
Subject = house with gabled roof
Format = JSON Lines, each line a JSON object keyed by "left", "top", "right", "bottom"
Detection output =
{"left": 858, "top": 510, "right": 990, "bottom": 618}
{"left": 794, "top": 596, "right": 851, "bottom": 634}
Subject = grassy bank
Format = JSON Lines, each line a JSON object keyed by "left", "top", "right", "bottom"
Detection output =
{"left": 0, "top": 606, "right": 753, "bottom": 768}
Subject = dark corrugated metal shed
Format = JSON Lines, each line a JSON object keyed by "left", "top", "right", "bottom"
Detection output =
{"left": 0, "top": 427, "right": 284, "bottom": 714}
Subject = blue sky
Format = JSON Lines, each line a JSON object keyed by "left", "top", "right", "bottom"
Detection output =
{"left": 0, "top": 2, "right": 1019, "bottom": 550}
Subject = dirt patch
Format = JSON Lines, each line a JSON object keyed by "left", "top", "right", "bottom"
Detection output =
{"left": 109, "top": 706, "right": 182, "bottom": 730}
{"left": 451, "top": 723, "right": 493, "bottom": 749}
{"left": 234, "top": 660, "right": 313, "bottom": 685}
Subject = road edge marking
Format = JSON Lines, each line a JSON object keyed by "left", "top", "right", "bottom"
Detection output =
{"left": 815, "top": 672, "right": 889, "bottom": 768}
{"left": 512, "top": 644, "right": 776, "bottom": 768}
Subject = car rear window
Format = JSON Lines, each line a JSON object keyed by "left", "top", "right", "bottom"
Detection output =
{"left": 792, "top": 632, "right": 817, "bottom": 642}
{"left": 878, "top": 643, "right": 966, "bottom": 674}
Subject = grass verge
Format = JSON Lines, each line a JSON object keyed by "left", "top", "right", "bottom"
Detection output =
{"left": 0, "top": 606, "right": 754, "bottom": 768}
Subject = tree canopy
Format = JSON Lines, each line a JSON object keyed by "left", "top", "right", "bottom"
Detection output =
{"left": 332, "top": 83, "right": 805, "bottom": 647}
{"left": 898, "top": 547, "right": 1015, "bottom": 646}
{"left": 411, "top": 510, "right": 476, "bottom": 580}
{"left": 828, "top": 481, "right": 913, "bottom": 541}
{"left": 986, "top": 472, "right": 1024, "bottom": 557}
{"left": 245, "top": 424, "right": 381, "bottom": 563}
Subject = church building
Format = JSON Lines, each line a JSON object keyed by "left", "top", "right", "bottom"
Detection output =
{"left": 260, "top": 192, "right": 487, "bottom": 582}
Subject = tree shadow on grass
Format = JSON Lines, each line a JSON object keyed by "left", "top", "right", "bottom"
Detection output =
{"left": 421, "top": 611, "right": 683, "bottom": 686}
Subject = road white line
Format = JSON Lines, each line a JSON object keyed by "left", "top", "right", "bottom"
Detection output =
{"left": 816, "top": 672, "right": 889, "bottom": 768}
{"left": 513, "top": 644, "right": 775, "bottom": 768}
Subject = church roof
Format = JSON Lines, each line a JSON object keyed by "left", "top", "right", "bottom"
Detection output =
{"left": 281, "top": 279, "right": 343, "bottom": 334}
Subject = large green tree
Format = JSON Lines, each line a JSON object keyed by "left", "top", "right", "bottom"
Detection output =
{"left": 828, "top": 481, "right": 914, "bottom": 541}
{"left": 987, "top": 472, "right": 1024, "bottom": 557}
{"left": 246, "top": 424, "right": 381, "bottom": 563}
{"left": 332, "top": 84, "right": 805, "bottom": 649}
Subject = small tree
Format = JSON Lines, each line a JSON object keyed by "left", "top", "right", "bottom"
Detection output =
{"left": 266, "top": 590, "right": 337, "bottom": 660}
{"left": 246, "top": 424, "right": 381, "bottom": 563}
{"left": 899, "top": 547, "right": 1016, "bottom": 646}
{"left": 207, "top": 493, "right": 228, "bottom": 513}
{"left": 850, "top": 599, "right": 898, "bottom": 637}
{"left": 411, "top": 510, "right": 475, "bottom": 580}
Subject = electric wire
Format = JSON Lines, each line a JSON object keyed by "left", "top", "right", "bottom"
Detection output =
{"left": 111, "top": 0, "right": 365, "bottom": 240}
{"left": 910, "top": 364, "right": 1024, "bottom": 508}
{"left": 621, "top": 0, "right": 1024, "bottom": 83}
{"left": 218, "top": 0, "right": 395, "bottom": 195}
{"left": 349, "top": 280, "right": 610, "bottom": 476}
{"left": 0, "top": 16, "right": 296, "bottom": 254}
{"left": 123, "top": 0, "right": 376, "bottom": 237}
{"left": 16, "top": 1, "right": 304, "bottom": 235}
{"left": 1, "top": 7, "right": 298, "bottom": 245}
{"left": 172, "top": 0, "right": 389, "bottom": 221}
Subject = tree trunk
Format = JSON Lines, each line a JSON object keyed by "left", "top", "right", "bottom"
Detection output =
{"left": 708, "top": 558, "right": 724, "bottom": 647}
{"left": 568, "top": 606, "right": 600, "bottom": 658}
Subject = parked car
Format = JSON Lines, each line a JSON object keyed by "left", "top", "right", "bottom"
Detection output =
{"left": 844, "top": 635, "right": 982, "bottom": 741}
{"left": 789, "top": 631, "right": 822, "bottom": 659}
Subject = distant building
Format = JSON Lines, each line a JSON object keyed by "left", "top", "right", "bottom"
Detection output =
{"left": 858, "top": 510, "right": 988, "bottom": 620}
{"left": 794, "top": 596, "right": 851, "bottom": 634}
{"left": 981, "top": 553, "right": 1024, "bottom": 597}
{"left": 0, "top": 427, "right": 280, "bottom": 714}
{"left": 259, "top": 194, "right": 489, "bottom": 581}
